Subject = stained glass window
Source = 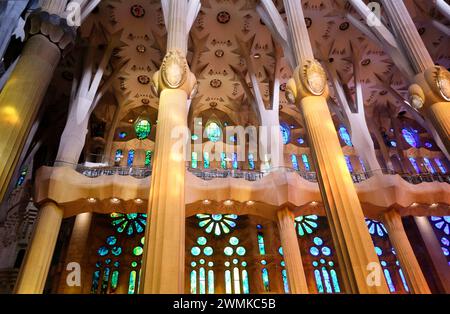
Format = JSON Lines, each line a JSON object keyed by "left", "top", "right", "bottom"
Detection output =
{"left": 190, "top": 236, "right": 215, "bottom": 294}
{"left": 248, "top": 153, "right": 255, "bottom": 170}
{"left": 145, "top": 151, "right": 152, "bottom": 167}
{"left": 434, "top": 158, "right": 447, "bottom": 174}
{"left": 223, "top": 236, "right": 249, "bottom": 294}
{"left": 203, "top": 152, "right": 210, "bottom": 169}
{"left": 278, "top": 247, "right": 289, "bottom": 293}
{"left": 423, "top": 157, "right": 436, "bottom": 174}
{"left": 291, "top": 155, "right": 299, "bottom": 171}
{"left": 221, "top": 152, "right": 227, "bottom": 169}
{"left": 110, "top": 213, "right": 147, "bottom": 235}
{"left": 261, "top": 267, "right": 270, "bottom": 292}
{"left": 135, "top": 119, "right": 151, "bottom": 140}
{"left": 127, "top": 150, "right": 135, "bottom": 167}
{"left": 339, "top": 127, "right": 352, "bottom": 146}
{"left": 430, "top": 216, "right": 450, "bottom": 264}
{"left": 366, "top": 219, "right": 388, "bottom": 237}
{"left": 302, "top": 154, "right": 311, "bottom": 172}
{"left": 115, "top": 149, "right": 123, "bottom": 163}
{"left": 359, "top": 157, "right": 367, "bottom": 173}
{"left": 402, "top": 128, "right": 419, "bottom": 148}
{"left": 294, "top": 215, "right": 319, "bottom": 236}
{"left": 205, "top": 122, "right": 222, "bottom": 142}
{"left": 257, "top": 232, "right": 266, "bottom": 255}
{"left": 16, "top": 167, "right": 27, "bottom": 187}
{"left": 196, "top": 214, "right": 238, "bottom": 236}
{"left": 192, "top": 152, "right": 198, "bottom": 169}
{"left": 309, "top": 237, "right": 340, "bottom": 293}
{"left": 408, "top": 157, "right": 421, "bottom": 174}
{"left": 344, "top": 155, "right": 354, "bottom": 173}
{"left": 232, "top": 153, "right": 238, "bottom": 169}
{"left": 280, "top": 124, "right": 291, "bottom": 145}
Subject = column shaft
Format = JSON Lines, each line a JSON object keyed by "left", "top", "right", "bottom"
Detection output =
{"left": 277, "top": 208, "right": 308, "bottom": 294}
{"left": 58, "top": 212, "right": 92, "bottom": 293}
{"left": 140, "top": 89, "right": 188, "bottom": 293}
{"left": 414, "top": 216, "right": 450, "bottom": 293}
{"left": 381, "top": 210, "right": 431, "bottom": 294}
{"left": 301, "top": 96, "right": 389, "bottom": 294}
{"left": 427, "top": 102, "right": 450, "bottom": 154}
{"left": 15, "top": 202, "right": 63, "bottom": 294}
{"left": 0, "top": 34, "right": 61, "bottom": 200}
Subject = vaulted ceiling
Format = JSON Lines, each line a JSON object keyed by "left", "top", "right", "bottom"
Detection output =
{"left": 51, "top": 0, "right": 450, "bottom": 147}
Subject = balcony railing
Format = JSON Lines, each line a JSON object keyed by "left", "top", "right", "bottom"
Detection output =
{"left": 50, "top": 161, "right": 450, "bottom": 185}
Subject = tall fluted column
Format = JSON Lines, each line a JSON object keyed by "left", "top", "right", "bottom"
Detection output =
{"left": 414, "top": 216, "right": 450, "bottom": 293}
{"left": 276, "top": 208, "right": 308, "bottom": 294}
{"left": 380, "top": 0, "right": 450, "bottom": 153}
{"left": 283, "top": 0, "right": 388, "bottom": 293}
{"left": 15, "top": 202, "right": 63, "bottom": 294}
{"left": 140, "top": 0, "right": 199, "bottom": 294}
{"left": 57, "top": 212, "right": 92, "bottom": 293}
{"left": 0, "top": 8, "right": 75, "bottom": 201}
{"left": 381, "top": 210, "right": 431, "bottom": 294}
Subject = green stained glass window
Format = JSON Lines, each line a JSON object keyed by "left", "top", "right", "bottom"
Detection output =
{"left": 224, "top": 247, "right": 233, "bottom": 256}
{"left": 190, "top": 270, "right": 197, "bottom": 294}
{"left": 197, "top": 237, "right": 207, "bottom": 245}
{"left": 106, "top": 236, "right": 117, "bottom": 246}
{"left": 262, "top": 268, "right": 270, "bottom": 292}
{"left": 257, "top": 232, "right": 266, "bottom": 255}
{"left": 294, "top": 215, "right": 319, "bottom": 236}
{"left": 111, "top": 246, "right": 122, "bottom": 256}
{"left": 98, "top": 246, "right": 108, "bottom": 256}
{"left": 135, "top": 119, "right": 151, "bottom": 140}
{"left": 110, "top": 213, "right": 147, "bottom": 236}
{"left": 203, "top": 152, "right": 210, "bottom": 169}
{"left": 145, "top": 151, "right": 153, "bottom": 167}
{"left": 131, "top": 261, "right": 138, "bottom": 268}
{"left": 191, "top": 247, "right": 201, "bottom": 256}
{"left": 205, "top": 122, "right": 222, "bottom": 142}
{"left": 111, "top": 270, "right": 119, "bottom": 290}
{"left": 229, "top": 237, "right": 239, "bottom": 245}
{"left": 236, "top": 246, "right": 246, "bottom": 256}
{"left": 242, "top": 270, "right": 250, "bottom": 294}
{"left": 192, "top": 152, "right": 198, "bottom": 169}
{"left": 204, "top": 247, "right": 213, "bottom": 256}
{"left": 128, "top": 271, "right": 137, "bottom": 294}
{"left": 196, "top": 213, "right": 238, "bottom": 236}
{"left": 133, "top": 246, "right": 143, "bottom": 256}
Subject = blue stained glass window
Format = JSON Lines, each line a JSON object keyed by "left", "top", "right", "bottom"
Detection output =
{"left": 383, "top": 269, "right": 396, "bottom": 292}
{"left": 203, "top": 152, "right": 210, "bottom": 169}
{"left": 314, "top": 269, "right": 324, "bottom": 293}
{"left": 434, "top": 158, "right": 447, "bottom": 174}
{"left": 208, "top": 270, "right": 215, "bottom": 294}
{"left": 233, "top": 267, "right": 241, "bottom": 293}
{"left": 359, "top": 157, "right": 367, "bottom": 173}
{"left": 322, "top": 267, "right": 332, "bottom": 293}
{"left": 281, "top": 269, "right": 289, "bottom": 293}
{"left": 16, "top": 168, "right": 28, "bottom": 187}
{"left": 345, "top": 155, "right": 354, "bottom": 173}
{"left": 397, "top": 265, "right": 409, "bottom": 292}
{"left": 128, "top": 270, "right": 136, "bottom": 294}
{"left": 127, "top": 150, "right": 135, "bottom": 167}
{"left": 339, "top": 127, "right": 353, "bottom": 146}
{"left": 423, "top": 157, "right": 436, "bottom": 174}
{"left": 242, "top": 270, "right": 250, "bottom": 294}
{"left": 291, "top": 155, "right": 299, "bottom": 170}
{"left": 280, "top": 124, "right": 291, "bottom": 145}
{"left": 225, "top": 270, "right": 232, "bottom": 294}
{"left": 297, "top": 137, "right": 305, "bottom": 145}
{"left": 408, "top": 157, "right": 421, "bottom": 174}
{"left": 330, "top": 269, "right": 340, "bottom": 293}
{"left": 257, "top": 232, "right": 266, "bottom": 255}
{"left": 206, "top": 122, "right": 222, "bottom": 142}
{"left": 232, "top": 153, "right": 238, "bottom": 169}
{"left": 366, "top": 219, "right": 388, "bottom": 237}
{"left": 192, "top": 152, "right": 198, "bottom": 169}
{"left": 190, "top": 270, "right": 197, "bottom": 294}
{"left": 402, "top": 128, "right": 419, "bottom": 148}
{"left": 221, "top": 152, "right": 227, "bottom": 169}
{"left": 91, "top": 270, "right": 100, "bottom": 293}
{"left": 199, "top": 267, "right": 206, "bottom": 294}
{"left": 302, "top": 154, "right": 311, "bottom": 171}
{"left": 295, "top": 215, "right": 319, "bottom": 236}
{"left": 98, "top": 246, "right": 108, "bottom": 256}
{"left": 262, "top": 268, "right": 270, "bottom": 292}
{"left": 248, "top": 153, "right": 255, "bottom": 170}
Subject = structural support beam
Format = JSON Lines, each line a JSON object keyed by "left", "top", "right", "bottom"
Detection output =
{"left": 15, "top": 202, "right": 63, "bottom": 294}
{"left": 414, "top": 216, "right": 450, "bottom": 293}
{"left": 277, "top": 208, "right": 309, "bottom": 294}
{"left": 140, "top": 0, "right": 199, "bottom": 294}
{"left": 381, "top": 210, "right": 431, "bottom": 294}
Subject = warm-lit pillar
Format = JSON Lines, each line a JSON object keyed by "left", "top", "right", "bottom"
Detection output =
{"left": 283, "top": 0, "right": 388, "bottom": 294}
{"left": 380, "top": 0, "right": 450, "bottom": 153}
{"left": 414, "top": 216, "right": 450, "bottom": 293}
{"left": 276, "top": 208, "right": 308, "bottom": 294}
{"left": 381, "top": 210, "right": 431, "bottom": 294}
{"left": 15, "top": 202, "right": 63, "bottom": 294}
{"left": 57, "top": 212, "right": 93, "bottom": 294}
{"left": 0, "top": 7, "right": 76, "bottom": 201}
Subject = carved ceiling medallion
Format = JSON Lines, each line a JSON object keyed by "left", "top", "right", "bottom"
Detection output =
{"left": 138, "top": 75, "right": 150, "bottom": 85}
{"left": 161, "top": 50, "right": 188, "bottom": 89}
{"left": 217, "top": 11, "right": 231, "bottom": 24}
{"left": 210, "top": 79, "right": 222, "bottom": 88}
{"left": 302, "top": 60, "right": 327, "bottom": 96}
{"left": 131, "top": 5, "right": 145, "bottom": 18}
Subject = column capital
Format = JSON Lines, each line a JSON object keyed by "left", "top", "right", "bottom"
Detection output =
{"left": 151, "top": 50, "right": 198, "bottom": 98}
{"left": 26, "top": 10, "right": 77, "bottom": 53}
{"left": 409, "top": 66, "right": 450, "bottom": 110}
{"left": 285, "top": 59, "right": 330, "bottom": 104}
{"left": 381, "top": 208, "right": 403, "bottom": 230}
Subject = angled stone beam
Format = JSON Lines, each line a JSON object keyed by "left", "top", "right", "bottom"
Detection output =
{"left": 435, "top": 0, "right": 450, "bottom": 21}
{"left": 186, "top": 0, "right": 201, "bottom": 34}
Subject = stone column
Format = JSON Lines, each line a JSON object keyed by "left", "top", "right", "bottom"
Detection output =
{"left": 15, "top": 202, "right": 64, "bottom": 294}
{"left": 283, "top": 0, "right": 388, "bottom": 293}
{"left": 414, "top": 216, "right": 450, "bottom": 293}
{"left": 380, "top": 0, "right": 450, "bottom": 153}
{"left": 276, "top": 208, "right": 308, "bottom": 294}
{"left": 0, "top": 9, "right": 75, "bottom": 201}
{"left": 57, "top": 212, "right": 93, "bottom": 294}
{"left": 139, "top": 0, "right": 199, "bottom": 293}
{"left": 381, "top": 210, "right": 431, "bottom": 294}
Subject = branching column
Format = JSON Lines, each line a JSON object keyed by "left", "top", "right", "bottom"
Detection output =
{"left": 283, "top": 0, "right": 387, "bottom": 293}
{"left": 140, "top": 0, "right": 199, "bottom": 294}
{"left": 0, "top": 8, "right": 75, "bottom": 201}
{"left": 276, "top": 208, "right": 308, "bottom": 294}
{"left": 15, "top": 202, "right": 64, "bottom": 294}
{"left": 381, "top": 210, "right": 431, "bottom": 294}
{"left": 380, "top": 0, "right": 450, "bottom": 153}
